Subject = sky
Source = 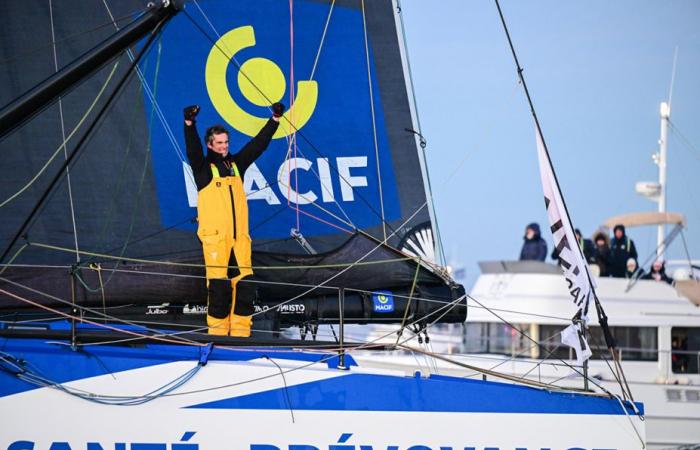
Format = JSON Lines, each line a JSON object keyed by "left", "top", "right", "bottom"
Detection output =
{"left": 400, "top": 0, "right": 700, "bottom": 288}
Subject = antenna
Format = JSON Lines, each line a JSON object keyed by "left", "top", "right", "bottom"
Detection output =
{"left": 656, "top": 48, "right": 678, "bottom": 259}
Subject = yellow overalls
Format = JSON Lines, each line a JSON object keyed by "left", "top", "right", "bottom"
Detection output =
{"left": 197, "top": 163, "right": 254, "bottom": 337}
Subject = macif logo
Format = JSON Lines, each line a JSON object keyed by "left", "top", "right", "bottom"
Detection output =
{"left": 205, "top": 25, "right": 318, "bottom": 139}
{"left": 372, "top": 291, "right": 394, "bottom": 313}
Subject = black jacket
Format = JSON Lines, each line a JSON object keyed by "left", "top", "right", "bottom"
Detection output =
{"left": 520, "top": 223, "right": 547, "bottom": 262}
{"left": 609, "top": 225, "right": 638, "bottom": 278}
{"left": 184, "top": 119, "right": 279, "bottom": 191}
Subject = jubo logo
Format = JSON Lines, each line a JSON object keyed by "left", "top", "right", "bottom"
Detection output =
{"left": 372, "top": 291, "right": 394, "bottom": 313}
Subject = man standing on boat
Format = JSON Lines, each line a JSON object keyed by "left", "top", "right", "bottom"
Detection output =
{"left": 519, "top": 222, "right": 547, "bottom": 262}
{"left": 609, "top": 224, "right": 638, "bottom": 278}
{"left": 183, "top": 103, "right": 285, "bottom": 336}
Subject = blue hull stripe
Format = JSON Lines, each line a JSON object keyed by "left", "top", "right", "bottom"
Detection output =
{"left": 187, "top": 373, "right": 644, "bottom": 415}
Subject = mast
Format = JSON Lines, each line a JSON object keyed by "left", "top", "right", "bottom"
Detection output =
{"left": 657, "top": 101, "right": 670, "bottom": 258}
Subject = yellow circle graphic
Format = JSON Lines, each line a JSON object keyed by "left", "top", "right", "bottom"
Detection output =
{"left": 205, "top": 25, "right": 318, "bottom": 139}
{"left": 238, "top": 57, "right": 285, "bottom": 107}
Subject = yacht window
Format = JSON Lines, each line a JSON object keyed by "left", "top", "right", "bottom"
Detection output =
{"left": 588, "top": 326, "right": 658, "bottom": 362}
{"left": 463, "top": 322, "right": 530, "bottom": 355}
{"left": 539, "top": 325, "right": 657, "bottom": 362}
{"left": 671, "top": 327, "right": 700, "bottom": 374}
{"left": 539, "top": 325, "right": 575, "bottom": 360}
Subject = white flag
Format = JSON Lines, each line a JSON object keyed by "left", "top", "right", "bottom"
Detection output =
{"left": 535, "top": 129, "right": 595, "bottom": 361}
{"left": 561, "top": 322, "right": 592, "bottom": 366}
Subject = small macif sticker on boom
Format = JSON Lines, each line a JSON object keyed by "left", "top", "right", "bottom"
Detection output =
{"left": 372, "top": 291, "right": 394, "bottom": 313}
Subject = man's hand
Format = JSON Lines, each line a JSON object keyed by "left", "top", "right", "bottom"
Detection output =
{"left": 184, "top": 105, "right": 200, "bottom": 125}
{"left": 272, "top": 102, "right": 285, "bottom": 121}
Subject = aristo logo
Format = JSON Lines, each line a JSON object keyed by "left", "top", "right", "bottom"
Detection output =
{"left": 205, "top": 25, "right": 318, "bottom": 139}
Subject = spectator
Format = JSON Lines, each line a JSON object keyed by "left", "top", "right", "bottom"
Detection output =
{"left": 519, "top": 223, "right": 547, "bottom": 262}
{"left": 625, "top": 258, "right": 644, "bottom": 279}
{"left": 643, "top": 260, "right": 673, "bottom": 284}
{"left": 609, "top": 224, "right": 638, "bottom": 278}
{"left": 550, "top": 228, "right": 595, "bottom": 263}
{"left": 592, "top": 230, "right": 611, "bottom": 277}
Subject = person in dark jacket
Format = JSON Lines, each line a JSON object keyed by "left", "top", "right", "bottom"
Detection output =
{"left": 643, "top": 260, "right": 673, "bottom": 284}
{"left": 592, "top": 230, "right": 611, "bottom": 277}
{"left": 609, "top": 224, "right": 638, "bottom": 278}
{"left": 551, "top": 228, "right": 595, "bottom": 263}
{"left": 519, "top": 222, "right": 547, "bottom": 262}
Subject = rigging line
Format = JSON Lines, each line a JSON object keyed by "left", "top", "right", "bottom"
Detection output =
{"left": 0, "top": 276, "right": 206, "bottom": 346}
{"left": 263, "top": 355, "right": 295, "bottom": 423}
{"left": 99, "top": 215, "right": 196, "bottom": 256}
{"left": 395, "top": 0, "right": 445, "bottom": 266}
{"left": 28, "top": 241, "right": 415, "bottom": 270}
{"left": 467, "top": 293, "right": 613, "bottom": 397}
{"left": 493, "top": 0, "right": 636, "bottom": 399}
{"left": 248, "top": 197, "right": 432, "bottom": 318}
{"left": 182, "top": 11, "right": 395, "bottom": 238}
{"left": 282, "top": 143, "right": 355, "bottom": 227}
{"left": 394, "top": 259, "right": 422, "bottom": 346}
{"left": 669, "top": 120, "right": 700, "bottom": 162}
{"left": 0, "top": 287, "right": 205, "bottom": 348}
{"left": 92, "top": 37, "right": 165, "bottom": 288}
{"left": 479, "top": 329, "right": 565, "bottom": 374}
{"left": 361, "top": 0, "right": 387, "bottom": 242}
{"left": 309, "top": 0, "right": 335, "bottom": 81}
{"left": 0, "top": 19, "right": 168, "bottom": 266}
{"left": 49, "top": 0, "right": 80, "bottom": 264}
{"left": 290, "top": 0, "right": 301, "bottom": 231}
{"left": 440, "top": 79, "right": 522, "bottom": 188}
{"left": 679, "top": 229, "right": 696, "bottom": 276}
{"left": 0, "top": 61, "right": 121, "bottom": 210}
{"left": 184, "top": 9, "right": 356, "bottom": 232}
{"left": 159, "top": 293, "right": 470, "bottom": 398}
{"left": 0, "top": 244, "right": 28, "bottom": 276}
{"left": 397, "top": 342, "right": 582, "bottom": 394}
{"left": 102, "top": 0, "right": 191, "bottom": 175}
{"left": 0, "top": 11, "right": 142, "bottom": 66}
{"left": 84, "top": 49, "right": 157, "bottom": 265}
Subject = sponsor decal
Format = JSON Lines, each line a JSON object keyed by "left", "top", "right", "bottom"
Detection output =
{"left": 279, "top": 304, "right": 305, "bottom": 315}
{"left": 372, "top": 291, "right": 394, "bottom": 313}
{"left": 142, "top": 0, "right": 401, "bottom": 239}
{"left": 183, "top": 304, "right": 207, "bottom": 315}
{"left": 146, "top": 303, "right": 170, "bottom": 315}
{"left": 3, "top": 431, "right": 620, "bottom": 450}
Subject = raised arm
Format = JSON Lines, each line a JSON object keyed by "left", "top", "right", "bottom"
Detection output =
{"left": 232, "top": 102, "right": 285, "bottom": 175}
{"left": 183, "top": 105, "right": 211, "bottom": 191}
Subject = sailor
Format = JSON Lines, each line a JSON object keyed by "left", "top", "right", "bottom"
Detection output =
{"left": 519, "top": 222, "right": 547, "bottom": 262}
{"left": 609, "top": 224, "right": 638, "bottom": 278}
{"left": 183, "top": 103, "right": 285, "bottom": 336}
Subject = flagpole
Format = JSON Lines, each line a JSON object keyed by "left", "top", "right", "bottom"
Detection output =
{"left": 493, "top": 0, "right": 601, "bottom": 390}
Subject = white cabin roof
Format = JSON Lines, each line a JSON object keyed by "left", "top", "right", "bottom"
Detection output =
{"left": 470, "top": 261, "right": 700, "bottom": 327}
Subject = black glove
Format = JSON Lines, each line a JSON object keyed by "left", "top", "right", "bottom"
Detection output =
{"left": 183, "top": 105, "right": 200, "bottom": 122}
{"left": 272, "top": 102, "right": 285, "bottom": 118}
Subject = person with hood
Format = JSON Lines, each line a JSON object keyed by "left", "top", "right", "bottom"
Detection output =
{"left": 625, "top": 258, "right": 644, "bottom": 279}
{"left": 183, "top": 102, "right": 285, "bottom": 337}
{"left": 609, "top": 224, "right": 638, "bottom": 278}
{"left": 519, "top": 222, "right": 547, "bottom": 261}
{"left": 551, "top": 228, "right": 595, "bottom": 263}
{"left": 643, "top": 260, "right": 673, "bottom": 284}
{"left": 591, "top": 230, "right": 611, "bottom": 277}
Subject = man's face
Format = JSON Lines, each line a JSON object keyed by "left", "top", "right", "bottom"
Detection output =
{"left": 615, "top": 229, "right": 623, "bottom": 239}
{"left": 207, "top": 132, "right": 229, "bottom": 156}
{"left": 596, "top": 239, "right": 605, "bottom": 247}
{"left": 525, "top": 228, "right": 535, "bottom": 239}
